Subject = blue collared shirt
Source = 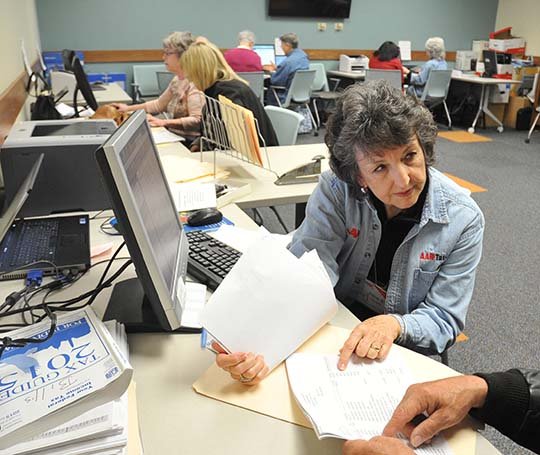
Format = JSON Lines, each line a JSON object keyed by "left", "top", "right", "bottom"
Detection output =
{"left": 288, "top": 168, "right": 485, "bottom": 355}
{"left": 270, "top": 48, "right": 310, "bottom": 101}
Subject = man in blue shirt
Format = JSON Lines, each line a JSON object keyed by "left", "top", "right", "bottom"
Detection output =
{"left": 265, "top": 33, "right": 309, "bottom": 105}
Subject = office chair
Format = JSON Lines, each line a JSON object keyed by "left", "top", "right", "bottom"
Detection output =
{"left": 237, "top": 72, "right": 265, "bottom": 103}
{"left": 270, "top": 69, "right": 317, "bottom": 133}
{"left": 309, "top": 63, "right": 342, "bottom": 134}
{"left": 156, "top": 71, "right": 175, "bottom": 94}
{"left": 364, "top": 69, "right": 402, "bottom": 90}
{"left": 525, "top": 73, "right": 540, "bottom": 144}
{"left": 132, "top": 64, "right": 167, "bottom": 102}
{"left": 264, "top": 106, "right": 304, "bottom": 146}
{"left": 419, "top": 70, "right": 453, "bottom": 130}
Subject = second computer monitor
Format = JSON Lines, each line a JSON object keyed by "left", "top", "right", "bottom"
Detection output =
{"left": 482, "top": 50, "right": 498, "bottom": 78}
{"left": 253, "top": 44, "right": 276, "bottom": 66}
{"left": 72, "top": 56, "right": 98, "bottom": 111}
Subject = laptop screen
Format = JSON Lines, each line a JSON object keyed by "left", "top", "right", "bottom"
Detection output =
{"left": 0, "top": 154, "right": 43, "bottom": 242}
{"left": 275, "top": 55, "right": 287, "bottom": 67}
{"left": 253, "top": 44, "right": 275, "bottom": 66}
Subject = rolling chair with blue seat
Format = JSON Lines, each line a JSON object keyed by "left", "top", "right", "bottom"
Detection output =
{"left": 156, "top": 71, "right": 175, "bottom": 94}
{"left": 237, "top": 72, "right": 265, "bottom": 104}
{"left": 264, "top": 106, "right": 304, "bottom": 146}
{"left": 309, "top": 63, "right": 342, "bottom": 134}
{"left": 417, "top": 69, "right": 453, "bottom": 130}
{"left": 364, "top": 69, "right": 402, "bottom": 90}
{"left": 132, "top": 64, "right": 167, "bottom": 102}
{"left": 269, "top": 69, "right": 318, "bottom": 135}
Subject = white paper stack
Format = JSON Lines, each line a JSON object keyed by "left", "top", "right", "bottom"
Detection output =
{"left": 0, "top": 316, "right": 142, "bottom": 455}
{"left": 201, "top": 238, "right": 338, "bottom": 371}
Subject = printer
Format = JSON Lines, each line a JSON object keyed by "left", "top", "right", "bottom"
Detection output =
{"left": 339, "top": 54, "right": 370, "bottom": 75}
{"left": 50, "top": 70, "right": 85, "bottom": 104}
{"left": 1, "top": 119, "right": 116, "bottom": 217}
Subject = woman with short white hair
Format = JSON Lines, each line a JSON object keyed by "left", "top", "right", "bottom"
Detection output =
{"left": 408, "top": 36, "right": 447, "bottom": 97}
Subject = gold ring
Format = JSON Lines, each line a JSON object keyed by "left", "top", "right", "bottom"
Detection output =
{"left": 239, "top": 374, "right": 251, "bottom": 383}
{"left": 370, "top": 345, "right": 381, "bottom": 351}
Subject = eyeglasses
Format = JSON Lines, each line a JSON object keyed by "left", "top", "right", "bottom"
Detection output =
{"left": 162, "top": 50, "right": 179, "bottom": 56}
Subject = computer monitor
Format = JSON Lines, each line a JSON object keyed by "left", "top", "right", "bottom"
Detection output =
{"left": 62, "top": 49, "right": 76, "bottom": 72}
{"left": 275, "top": 55, "right": 287, "bottom": 67}
{"left": 71, "top": 55, "right": 98, "bottom": 113}
{"left": 482, "top": 50, "right": 498, "bottom": 78}
{"left": 96, "top": 110, "right": 195, "bottom": 333}
{"left": 252, "top": 44, "right": 276, "bottom": 66}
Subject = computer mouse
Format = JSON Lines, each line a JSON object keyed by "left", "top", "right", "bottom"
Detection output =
{"left": 187, "top": 208, "right": 223, "bottom": 227}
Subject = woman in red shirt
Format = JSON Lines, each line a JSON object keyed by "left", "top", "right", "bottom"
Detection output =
{"left": 369, "top": 41, "right": 409, "bottom": 83}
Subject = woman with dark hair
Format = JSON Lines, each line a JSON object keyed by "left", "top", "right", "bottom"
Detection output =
{"left": 211, "top": 81, "right": 484, "bottom": 385}
{"left": 369, "top": 41, "right": 409, "bottom": 82}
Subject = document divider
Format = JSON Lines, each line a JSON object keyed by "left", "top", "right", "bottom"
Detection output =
{"left": 200, "top": 95, "right": 280, "bottom": 181}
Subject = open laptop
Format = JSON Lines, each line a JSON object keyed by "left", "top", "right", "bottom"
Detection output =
{"left": 252, "top": 44, "right": 275, "bottom": 66}
{"left": 0, "top": 154, "right": 90, "bottom": 280}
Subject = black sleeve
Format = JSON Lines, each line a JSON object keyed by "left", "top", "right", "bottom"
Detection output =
{"left": 469, "top": 369, "right": 540, "bottom": 453}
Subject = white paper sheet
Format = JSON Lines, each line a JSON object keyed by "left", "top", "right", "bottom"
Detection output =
{"left": 151, "top": 127, "right": 184, "bottom": 144}
{"left": 173, "top": 182, "right": 217, "bottom": 211}
{"left": 209, "top": 225, "right": 293, "bottom": 253}
{"left": 398, "top": 40, "right": 412, "bottom": 61}
{"left": 286, "top": 352, "right": 453, "bottom": 454}
{"left": 201, "top": 238, "right": 337, "bottom": 370}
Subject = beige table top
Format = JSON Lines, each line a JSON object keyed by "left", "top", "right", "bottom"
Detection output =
{"left": 157, "top": 141, "right": 330, "bottom": 209}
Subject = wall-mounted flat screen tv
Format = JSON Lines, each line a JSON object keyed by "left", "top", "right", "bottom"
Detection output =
{"left": 268, "top": 0, "right": 352, "bottom": 19}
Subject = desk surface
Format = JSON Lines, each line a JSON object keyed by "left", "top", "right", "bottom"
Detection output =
{"left": 158, "top": 142, "right": 330, "bottom": 209}
{"left": 66, "top": 83, "right": 132, "bottom": 107}
{"left": 93, "top": 83, "right": 132, "bottom": 105}
{"left": 0, "top": 164, "right": 501, "bottom": 454}
{"left": 451, "top": 74, "right": 522, "bottom": 85}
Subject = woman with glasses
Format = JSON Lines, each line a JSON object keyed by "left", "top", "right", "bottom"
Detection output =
{"left": 113, "top": 31, "right": 204, "bottom": 144}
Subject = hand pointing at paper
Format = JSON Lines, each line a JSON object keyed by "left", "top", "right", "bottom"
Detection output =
{"left": 338, "top": 315, "right": 401, "bottom": 369}
{"left": 212, "top": 341, "right": 269, "bottom": 385}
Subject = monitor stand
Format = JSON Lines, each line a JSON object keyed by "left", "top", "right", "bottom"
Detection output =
{"left": 103, "top": 277, "right": 200, "bottom": 334}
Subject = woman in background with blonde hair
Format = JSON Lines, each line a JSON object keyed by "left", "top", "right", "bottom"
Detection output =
{"left": 180, "top": 41, "right": 278, "bottom": 146}
{"left": 113, "top": 31, "right": 204, "bottom": 144}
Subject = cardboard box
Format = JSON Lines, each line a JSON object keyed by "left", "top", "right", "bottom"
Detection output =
{"left": 485, "top": 103, "right": 506, "bottom": 127}
{"left": 489, "top": 38, "right": 526, "bottom": 54}
{"left": 510, "top": 66, "right": 540, "bottom": 95}
{"left": 503, "top": 96, "right": 532, "bottom": 128}
{"left": 455, "top": 50, "right": 476, "bottom": 71}
{"left": 472, "top": 40, "right": 489, "bottom": 61}
{"left": 489, "top": 82, "right": 511, "bottom": 104}
{"left": 489, "top": 27, "right": 526, "bottom": 55}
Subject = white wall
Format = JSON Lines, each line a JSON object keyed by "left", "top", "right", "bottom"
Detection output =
{"left": 0, "top": 0, "right": 41, "bottom": 95}
{"left": 496, "top": 0, "right": 540, "bottom": 56}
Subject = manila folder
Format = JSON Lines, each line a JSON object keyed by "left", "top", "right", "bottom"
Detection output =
{"left": 193, "top": 324, "right": 478, "bottom": 454}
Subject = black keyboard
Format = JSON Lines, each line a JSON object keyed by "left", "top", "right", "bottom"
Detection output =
{"left": 9, "top": 219, "right": 59, "bottom": 267}
{"left": 185, "top": 230, "right": 242, "bottom": 290}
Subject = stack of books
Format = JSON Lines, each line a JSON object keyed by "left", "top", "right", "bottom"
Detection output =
{"left": 0, "top": 308, "right": 140, "bottom": 454}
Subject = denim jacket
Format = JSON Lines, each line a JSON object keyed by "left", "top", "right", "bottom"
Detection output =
{"left": 289, "top": 168, "right": 485, "bottom": 354}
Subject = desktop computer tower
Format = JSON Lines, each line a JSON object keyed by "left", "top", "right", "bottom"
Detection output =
{"left": 1, "top": 119, "right": 117, "bottom": 217}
